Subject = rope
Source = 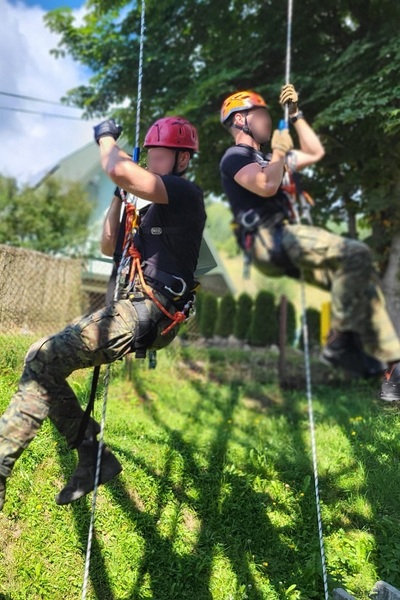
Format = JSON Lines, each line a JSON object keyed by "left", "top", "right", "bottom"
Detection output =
{"left": 81, "top": 2, "right": 146, "bottom": 598}
{"left": 284, "top": 0, "right": 293, "bottom": 125}
{"left": 133, "top": 0, "right": 146, "bottom": 163}
{"left": 300, "top": 279, "right": 329, "bottom": 600}
{"left": 283, "top": 1, "right": 329, "bottom": 597}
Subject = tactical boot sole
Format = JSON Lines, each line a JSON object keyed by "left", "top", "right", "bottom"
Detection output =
{"left": 0, "top": 476, "right": 5, "bottom": 511}
{"left": 55, "top": 448, "right": 122, "bottom": 506}
{"left": 320, "top": 347, "right": 385, "bottom": 379}
{"left": 380, "top": 381, "right": 400, "bottom": 402}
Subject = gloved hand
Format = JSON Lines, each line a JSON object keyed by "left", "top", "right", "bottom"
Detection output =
{"left": 279, "top": 84, "right": 299, "bottom": 116}
{"left": 271, "top": 129, "right": 294, "bottom": 155}
{"left": 94, "top": 119, "right": 122, "bottom": 145}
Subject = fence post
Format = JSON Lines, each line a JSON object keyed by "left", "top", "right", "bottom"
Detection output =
{"left": 279, "top": 294, "right": 287, "bottom": 386}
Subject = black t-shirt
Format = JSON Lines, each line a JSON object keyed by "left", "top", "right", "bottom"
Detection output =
{"left": 220, "top": 143, "right": 287, "bottom": 221}
{"left": 134, "top": 175, "right": 206, "bottom": 283}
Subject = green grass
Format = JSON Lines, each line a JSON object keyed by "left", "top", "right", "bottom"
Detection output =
{"left": 0, "top": 337, "right": 400, "bottom": 599}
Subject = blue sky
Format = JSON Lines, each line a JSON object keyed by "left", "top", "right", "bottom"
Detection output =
{"left": 0, "top": 0, "right": 95, "bottom": 182}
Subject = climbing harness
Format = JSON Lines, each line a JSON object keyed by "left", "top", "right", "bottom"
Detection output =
{"left": 283, "top": 1, "right": 329, "bottom": 598}
{"left": 281, "top": 167, "right": 315, "bottom": 225}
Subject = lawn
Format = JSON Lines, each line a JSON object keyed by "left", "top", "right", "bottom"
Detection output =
{"left": 0, "top": 335, "right": 399, "bottom": 599}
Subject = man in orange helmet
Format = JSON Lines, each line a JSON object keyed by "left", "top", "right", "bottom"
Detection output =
{"left": 0, "top": 116, "right": 206, "bottom": 511}
{"left": 220, "top": 85, "right": 400, "bottom": 385}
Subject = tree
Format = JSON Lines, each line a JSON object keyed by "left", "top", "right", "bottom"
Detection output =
{"left": 249, "top": 290, "right": 278, "bottom": 347}
{"left": 285, "top": 299, "right": 297, "bottom": 347}
{"left": 215, "top": 293, "right": 236, "bottom": 337}
{"left": 0, "top": 175, "right": 93, "bottom": 255}
{"left": 234, "top": 293, "right": 253, "bottom": 341}
{"left": 300, "top": 308, "right": 321, "bottom": 350}
{"left": 199, "top": 292, "right": 218, "bottom": 339}
{"left": 44, "top": 0, "right": 400, "bottom": 326}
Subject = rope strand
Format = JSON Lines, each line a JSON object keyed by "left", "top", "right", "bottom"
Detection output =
{"left": 284, "top": 1, "right": 329, "bottom": 596}
{"left": 80, "top": 2, "right": 146, "bottom": 598}
{"left": 300, "top": 278, "right": 329, "bottom": 600}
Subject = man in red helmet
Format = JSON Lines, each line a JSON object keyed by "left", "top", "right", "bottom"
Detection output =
{"left": 0, "top": 116, "right": 206, "bottom": 511}
{"left": 220, "top": 85, "right": 400, "bottom": 382}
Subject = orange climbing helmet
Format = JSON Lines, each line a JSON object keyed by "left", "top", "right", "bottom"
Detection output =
{"left": 144, "top": 116, "right": 199, "bottom": 153}
{"left": 220, "top": 91, "right": 268, "bottom": 125}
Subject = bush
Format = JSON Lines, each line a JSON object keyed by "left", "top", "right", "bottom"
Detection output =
{"left": 199, "top": 292, "right": 218, "bottom": 338}
{"left": 276, "top": 296, "right": 297, "bottom": 346}
{"left": 249, "top": 290, "right": 278, "bottom": 346}
{"left": 234, "top": 293, "right": 253, "bottom": 340}
{"left": 299, "top": 307, "right": 321, "bottom": 349}
{"left": 194, "top": 289, "right": 205, "bottom": 328}
{"left": 215, "top": 294, "right": 236, "bottom": 337}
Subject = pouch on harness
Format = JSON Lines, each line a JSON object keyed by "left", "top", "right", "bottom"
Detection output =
{"left": 232, "top": 208, "right": 300, "bottom": 280}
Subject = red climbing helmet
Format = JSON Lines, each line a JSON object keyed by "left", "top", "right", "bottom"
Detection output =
{"left": 144, "top": 116, "right": 199, "bottom": 152}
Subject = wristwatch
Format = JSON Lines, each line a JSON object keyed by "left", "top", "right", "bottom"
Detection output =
{"left": 290, "top": 110, "right": 304, "bottom": 124}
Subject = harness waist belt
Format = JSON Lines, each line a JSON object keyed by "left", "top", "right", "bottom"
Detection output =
{"left": 142, "top": 263, "right": 193, "bottom": 302}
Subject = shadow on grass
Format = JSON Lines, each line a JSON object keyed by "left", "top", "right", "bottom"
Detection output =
{"left": 51, "top": 352, "right": 400, "bottom": 599}
{"left": 53, "top": 367, "right": 304, "bottom": 599}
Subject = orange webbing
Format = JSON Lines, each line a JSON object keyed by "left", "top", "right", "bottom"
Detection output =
{"left": 123, "top": 202, "right": 187, "bottom": 335}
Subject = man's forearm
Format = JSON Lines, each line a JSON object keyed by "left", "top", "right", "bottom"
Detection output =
{"left": 101, "top": 196, "right": 123, "bottom": 256}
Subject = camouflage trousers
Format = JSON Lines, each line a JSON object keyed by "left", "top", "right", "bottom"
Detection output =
{"left": 0, "top": 292, "right": 178, "bottom": 478}
{"left": 253, "top": 223, "right": 400, "bottom": 363}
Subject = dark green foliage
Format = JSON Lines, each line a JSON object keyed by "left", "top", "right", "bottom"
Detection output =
{"left": 0, "top": 175, "right": 92, "bottom": 255}
{"left": 199, "top": 292, "right": 218, "bottom": 338}
{"left": 285, "top": 298, "right": 297, "bottom": 346}
{"left": 194, "top": 289, "right": 205, "bottom": 328}
{"left": 43, "top": 0, "right": 400, "bottom": 257}
{"left": 249, "top": 290, "right": 278, "bottom": 347}
{"left": 215, "top": 293, "right": 236, "bottom": 337}
{"left": 233, "top": 293, "right": 253, "bottom": 340}
{"left": 300, "top": 307, "right": 321, "bottom": 349}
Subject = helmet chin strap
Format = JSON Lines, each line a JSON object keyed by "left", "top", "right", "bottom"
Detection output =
{"left": 233, "top": 113, "right": 270, "bottom": 146}
{"left": 171, "top": 150, "right": 188, "bottom": 176}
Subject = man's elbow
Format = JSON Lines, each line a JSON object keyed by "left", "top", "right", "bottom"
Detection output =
{"left": 314, "top": 147, "right": 325, "bottom": 162}
{"left": 263, "top": 183, "right": 281, "bottom": 197}
{"left": 100, "top": 238, "right": 115, "bottom": 257}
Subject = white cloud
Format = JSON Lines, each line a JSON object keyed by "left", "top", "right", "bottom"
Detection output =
{"left": 0, "top": 0, "right": 97, "bottom": 183}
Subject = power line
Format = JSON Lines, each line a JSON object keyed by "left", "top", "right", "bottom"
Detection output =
{"left": 0, "top": 90, "right": 80, "bottom": 108}
{"left": 0, "top": 105, "right": 86, "bottom": 121}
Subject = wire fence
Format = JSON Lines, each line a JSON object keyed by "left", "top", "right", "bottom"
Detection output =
{"left": 0, "top": 245, "right": 104, "bottom": 336}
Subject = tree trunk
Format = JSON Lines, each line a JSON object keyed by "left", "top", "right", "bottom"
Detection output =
{"left": 381, "top": 231, "right": 400, "bottom": 335}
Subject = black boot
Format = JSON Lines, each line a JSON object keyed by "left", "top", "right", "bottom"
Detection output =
{"left": 55, "top": 439, "right": 122, "bottom": 506}
{"left": 320, "top": 330, "right": 385, "bottom": 378}
{"left": 380, "top": 362, "right": 400, "bottom": 402}
{"left": 0, "top": 475, "right": 5, "bottom": 511}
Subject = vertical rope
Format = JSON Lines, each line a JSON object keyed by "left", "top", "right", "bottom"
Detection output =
{"left": 284, "top": 0, "right": 329, "bottom": 597}
{"left": 133, "top": 0, "right": 146, "bottom": 163}
{"left": 300, "top": 279, "right": 329, "bottom": 600}
{"left": 284, "top": 0, "right": 293, "bottom": 124}
{"left": 81, "top": 2, "right": 146, "bottom": 598}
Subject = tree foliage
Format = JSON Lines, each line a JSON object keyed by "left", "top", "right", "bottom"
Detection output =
{"left": 234, "top": 292, "right": 253, "bottom": 341}
{"left": 44, "top": 0, "right": 400, "bottom": 271}
{"left": 215, "top": 293, "right": 236, "bottom": 338}
{"left": 0, "top": 175, "right": 93, "bottom": 255}
{"left": 249, "top": 290, "right": 278, "bottom": 347}
{"left": 199, "top": 292, "right": 218, "bottom": 339}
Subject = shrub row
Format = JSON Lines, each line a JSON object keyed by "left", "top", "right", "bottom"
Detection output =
{"left": 194, "top": 290, "right": 320, "bottom": 347}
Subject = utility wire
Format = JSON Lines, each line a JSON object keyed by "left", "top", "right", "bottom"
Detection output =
{"left": 0, "top": 105, "right": 85, "bottom": 121}
{"left": 0, "top": 90, "right": 80, "bottom": 108}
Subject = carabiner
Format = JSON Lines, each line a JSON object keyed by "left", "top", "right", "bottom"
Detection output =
{"left": 164, "top": 276, "right": 187, "bottom": 298}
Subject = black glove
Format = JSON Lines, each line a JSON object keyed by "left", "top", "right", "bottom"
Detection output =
{"left": 94, "top": 119, "right": 122, "bottom": 145}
